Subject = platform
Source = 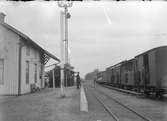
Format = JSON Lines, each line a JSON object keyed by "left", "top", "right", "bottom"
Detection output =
{"left": 80, "top": 85, "right": 88, "bottom": 112}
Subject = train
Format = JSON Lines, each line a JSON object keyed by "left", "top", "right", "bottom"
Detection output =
{"left": 96, "top": 46, "right": 167, "bottom": 97}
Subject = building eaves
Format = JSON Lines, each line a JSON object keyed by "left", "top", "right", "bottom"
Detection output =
{"left": 0, "top": 22, "right": 60, "bottom": 62}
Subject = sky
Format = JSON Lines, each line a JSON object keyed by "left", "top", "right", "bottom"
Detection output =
{"left": 0, "top": 1, "right": 167, "bottom": 77}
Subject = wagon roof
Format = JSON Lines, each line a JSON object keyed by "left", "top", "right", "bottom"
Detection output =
{"left": 0, "top": 21, "right": 60, "bottom": 63}
{"left": 135, "top": 46, "right": 167, "bottom": 58}
{"left": 97, "top": 70, "right": 105, "bottom": 74}
{"left": 106, "top": 58, "right": 136, "bottom": 70}
{"left": 107, "top": 61, "right": 123, "bottom": 70}
{"left": 122, "top": 58, "right": 136, "bottom": 64}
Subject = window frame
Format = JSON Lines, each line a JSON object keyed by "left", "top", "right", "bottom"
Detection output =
{"left": 34, "top": 51, "right": 38, "bottom": 59}
{"left": 0, "top": 59, "right": 4, "bottom": 85}
{"left": 26, "top": 46, "right": 30, "bottom": 56}
{"left": 34, "top": 64, "right": 37, "bottom": 83}
{"left": 26, "top": 61, "right": 30, "bottom": 84}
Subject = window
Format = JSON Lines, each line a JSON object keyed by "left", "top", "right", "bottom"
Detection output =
{"left": 34, "top": 51, "right": 37, "bottom": 59}
{"left": 26, "top": 61, "right": 29, "bottom": 84}
{"left": 26, "top": 46, "right": 30, "bottom": 56}
{"left": 34, "top": 64, "right": 37, "bottom": 83}
{"left": 0, "top": 59, "right": 4, "bottom": 84}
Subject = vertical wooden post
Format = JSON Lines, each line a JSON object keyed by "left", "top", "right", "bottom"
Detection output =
{"left": 52, "top": 69, "right": 55, "bottom": 89}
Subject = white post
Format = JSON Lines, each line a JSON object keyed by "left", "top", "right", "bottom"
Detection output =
{"left": 60, "top": 10, "right": 65, "bottom": 97}
{"left": 58, "top": 0, "right": 73, "bottom": 97}
{"left": 52, "top": 69, "right": 55, "bottom": 89}
{"left": 65, "top": 7, "right": 68, "bottom": 87}
{"left": 65, "top": 7, "right": 68, "bottom": 64}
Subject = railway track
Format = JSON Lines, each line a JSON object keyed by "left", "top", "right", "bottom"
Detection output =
{"left": 99, "top": 83, "right": 167, "bottom": 101}
{"left": 88, "top": 86, "right": 152, "bottom": 121}
{"left": 98, "top": 83, "right": 141, "bottom": 96}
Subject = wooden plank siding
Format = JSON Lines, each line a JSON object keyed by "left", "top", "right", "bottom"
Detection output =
{"left": 0, "top": 24, "right": 19, "bottom": 95}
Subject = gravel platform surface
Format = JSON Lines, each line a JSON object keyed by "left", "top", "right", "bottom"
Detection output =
{"left": 0, "top": 86, "right": 112, "bottom": 121}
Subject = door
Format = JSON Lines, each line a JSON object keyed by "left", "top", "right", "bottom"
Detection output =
{"left": 143, "top": 54, "right": 150, "bottom": 86}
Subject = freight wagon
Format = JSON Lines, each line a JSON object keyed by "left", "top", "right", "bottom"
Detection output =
{"left": 105, "top": 62, "right": 122, "bottom": 87}
{"left": 106, "top": 66, "right": 113, "bottom": 84}
{"left": 113, "top": 63, "right": 122, "bottom": 87}
{"left": 120, "top": 59, "right": 137, "bottom": 90}
{"left": 96, "top": 71, "right": 107, "bottom": 84}
{"left": 135, "top": 46, "right": 167, "bottom": 97}
{"left": 96, "top": 46, "right": 167, "bottom": 97}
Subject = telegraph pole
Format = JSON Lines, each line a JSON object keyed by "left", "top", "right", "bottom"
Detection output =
{"left": 58, "top": 0, "right": 73, "bottom": 97}
{"left": 60, "top": 10, "right": 65, "bottom": 97}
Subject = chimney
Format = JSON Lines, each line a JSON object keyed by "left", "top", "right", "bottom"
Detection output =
{"left": 0, "top": 12, "right": 6, "bottom": 23}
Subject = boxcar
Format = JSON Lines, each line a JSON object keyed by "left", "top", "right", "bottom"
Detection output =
{"left": 106, "top": 62, "right": 122, "bottom": 87}
{"left": 112, "top": 63, "right": 122, "bottom": 87}
{"left": 120, "top": 59, "right": 137, "bottom": 90}
{"left": 135, "top": 46, "right": 167, "bottom": 96}
{"left": 106, "top": 66, "right": 114, "bottom": 84}
{"left": 96, "top": 71, "right": 107, "bottom": 84}
{"left": 102, "top": 71, "right": 107, "bottom": 83}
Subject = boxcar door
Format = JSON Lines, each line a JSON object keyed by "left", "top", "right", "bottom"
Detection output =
{"left": 143, "top": 54, "right": 150, "bottom": 87}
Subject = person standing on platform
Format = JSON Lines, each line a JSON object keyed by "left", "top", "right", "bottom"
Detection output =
{"left": 76, "top": 72, "right": 81, "bottom": 89}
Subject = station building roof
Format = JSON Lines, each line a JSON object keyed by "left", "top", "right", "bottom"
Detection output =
{"left": 0, "top": 12, "right": 60, "bottom": 64}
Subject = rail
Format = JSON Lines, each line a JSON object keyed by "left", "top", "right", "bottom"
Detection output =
{"left": 90, "top": 86, "right": 152, "bottom": 121}
{"left": 93, "top": 91, "right": 119, "bottom": 121}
